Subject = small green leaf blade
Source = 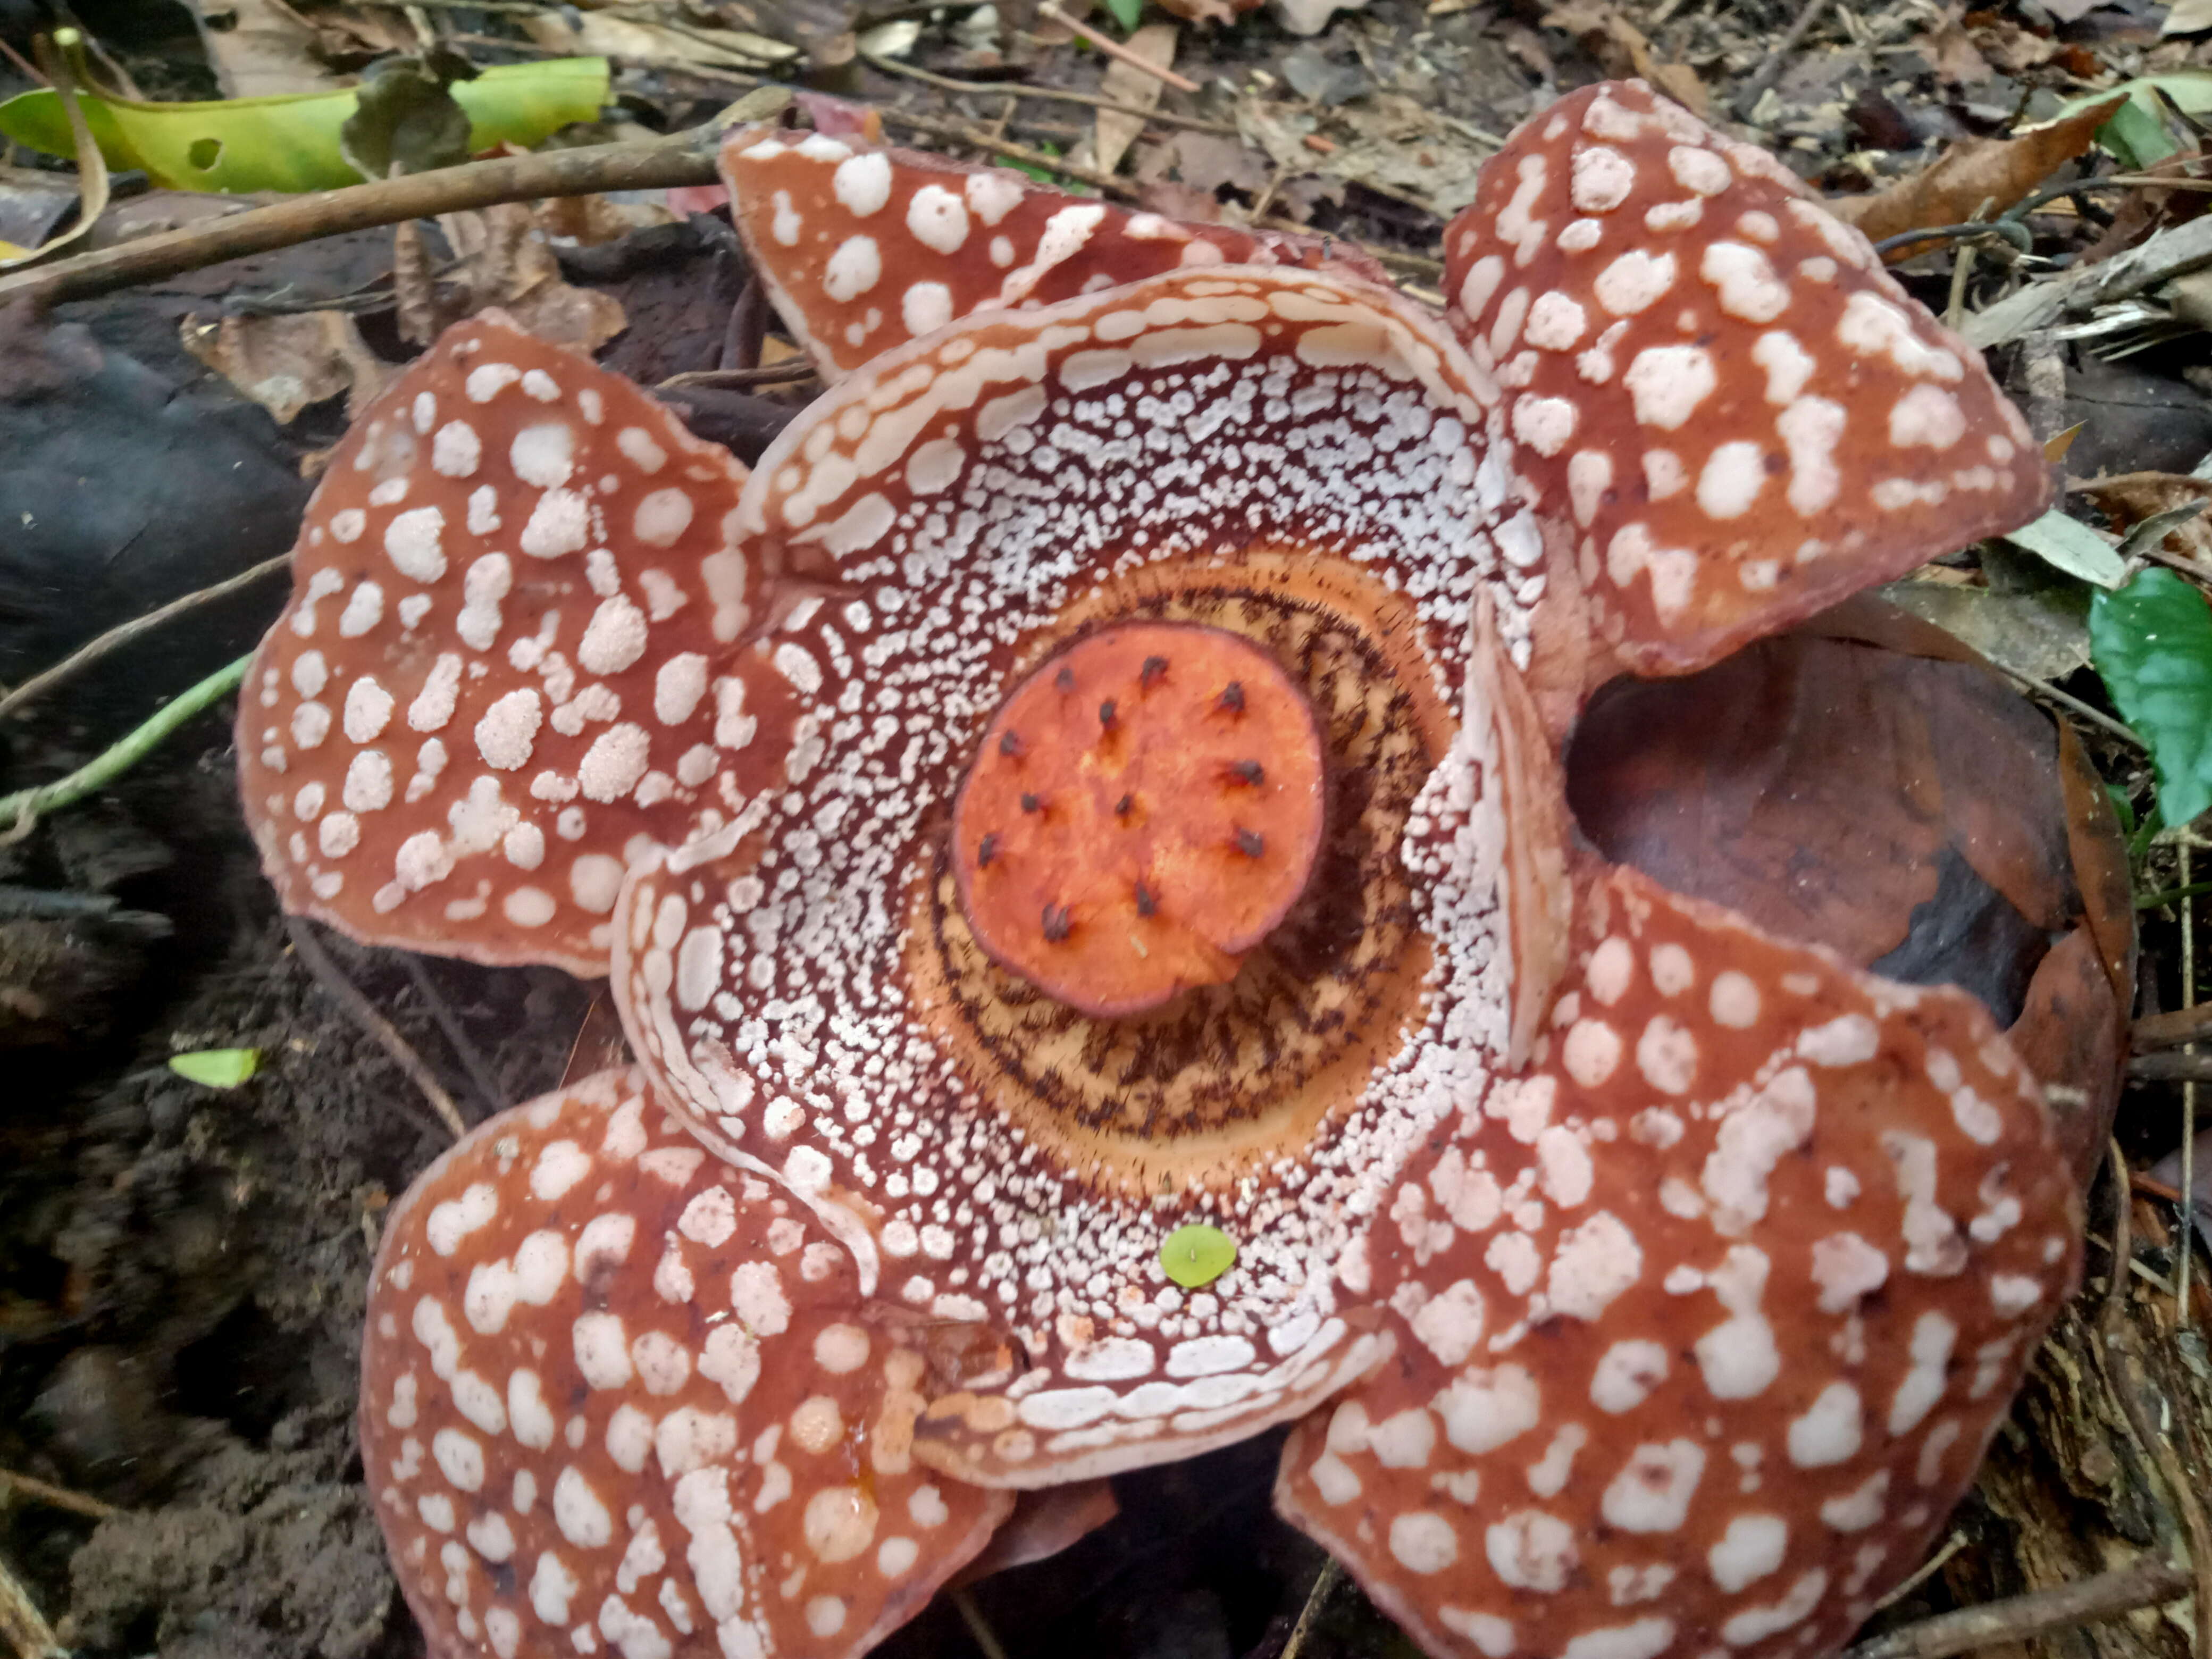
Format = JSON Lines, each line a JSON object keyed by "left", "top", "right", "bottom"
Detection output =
{"left": 2090, "top": 568, "right": 2212, "bottom": 828}
{"left": 2002, "top": 508, "right": 2129, "bottom": 590}
{"left": 1103, "top": 0, "right": 1146, "bottom": 31}
{"left": 169, "top": 1048, "right": 263, "bottom": 1088}
{"left": 1160, "top": 1223, "right": 1236, "bottom": 1288}
{"left": 0, "top": 58, "right": 606, "bottom": 192}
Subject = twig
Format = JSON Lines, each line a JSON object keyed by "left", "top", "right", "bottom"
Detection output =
{"left": 1035, "top": 1, "right": 1200, "bottom": 93}
{"left": 949, "top": 1587, "right": 1010, "bottom": 1659}
{"left": 2130, "top": 1052, "right": 2212, "bottom": 1084}
{"left": 0, "top": 93, "right": 794, "bottom": 309}
{"left": 877, "top": 107, "right": 1136, "bottom": 196}
{"left": 285, "top": 919, "right": 467, "bottom": 1140}
{"left": 0, "top": 655, "right": 249, "bottom": 843}
{"left": 2139, "top": 881, "right": 2212, "bottom": 912}
{"left": 1872, "top": 1532, "right": 1969, "bottom": 1614}
{"left": 399, "top": 955, "right": 505, "bottom": 1120}
{"left": 1840, "top": 1555, "right": 2191, "bottom": 1659}
{"left": 0, "top": 1549, "right": 58, "bottom": 1659}
{"left": 859, "top": 49, "right": 1236, "bottom": 136}
{"left": 1993, "top": 665, "right": 2147, "bottom": 750}
{"left": 2100, "top": 1138, "right": 2212, "bottom": 1659}
{"left": 0, "top": 1468, "right": 119, "bottom": 1521}
{"left": 2141, "top": 1006, "right": 2212, "bottom": 1051}
{"left": 659, "top": 361, "right": 818, "bottom": 390}
{"left": 1280, "top": 1557, "right": 1343, "bottom": 1659}
{"left": 0, "top": 555, "right": 289, "bottom": 722}
{"left": 1732, "top": 0, "right": 1838, "bottom": 119}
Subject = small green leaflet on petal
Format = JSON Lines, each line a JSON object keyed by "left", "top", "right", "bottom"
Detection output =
{"left": 170, "top": 1048, "right": 262, "bottom": 1088}
{"left": 2091, "top": 568, "right": 2212, "bottom": 828}
{"left": 1161, "top": 1224, "right": 1236, "bottom": 1288}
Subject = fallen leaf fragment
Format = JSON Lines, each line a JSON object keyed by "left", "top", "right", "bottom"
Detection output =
{"left": 181, "top": 308, "right": 392, "bottom": 423}
{"left": 1540, "top": 3, "right": 1706, "bottom": 116}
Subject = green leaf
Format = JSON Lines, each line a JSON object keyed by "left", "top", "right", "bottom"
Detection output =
{"left": 169, "top": 1048, "right": 263, "bottom": 1088}
{"left": 2090, "top": 568, "right": 2212, "bottom": 828}
{"left": 1102, "top": 0, "right": 1146, "bottom": 30}
{"left": 0, "top": 57, "right": 607, "bottom": 193}
{"left": 2055, "top": 72, "right": 2212, "bottom": 169}
{"left": 2002, "top": 508, "right": 2129, "bottom": 590}
{"left": 1160, "top": 1223, "right": 1236, "bottom": 1288}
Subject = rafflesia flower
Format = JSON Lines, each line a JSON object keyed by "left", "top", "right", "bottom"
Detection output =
{"left": 236, "top": 81, "right": 2086, "bottom": 1659}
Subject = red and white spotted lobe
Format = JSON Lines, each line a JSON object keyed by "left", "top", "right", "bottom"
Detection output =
{"left": 719, "top": 124, "right": 1388, "bottom": 381}
{"left": 238, "top": 314, "right": 790, "bottom": 976}
{"left": 1276, "top": 862, "right": 2081, "bottom": 1659}
{"left": 359, "top": 1067, "right": 1012, "bottom": 1659}
{"left": 1446, "top": 81, "right": 2050, "bottom": 677}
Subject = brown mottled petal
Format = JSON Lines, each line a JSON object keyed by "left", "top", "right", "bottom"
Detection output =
{"left": 1274, "top": 859, "right": 2081, "bottom": 1659}
{"left": 1445, "top": 81, "right": 2050, "bottom": 681}
{"left": 610, "top": 266, "right": 1565, "bottom": 1487}
{"left": 718, "top": 124, "right": 1388, "bottom": 381}
{"left": 360, "top": 1066, "right": 1013, "bottom": 1659}
{"left": 237, "top": 312, "right": 788, "bottom": 976}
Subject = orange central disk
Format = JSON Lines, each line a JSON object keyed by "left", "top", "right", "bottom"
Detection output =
{"left": 951, "top": 622, "right": 1327, "bottom": 1019}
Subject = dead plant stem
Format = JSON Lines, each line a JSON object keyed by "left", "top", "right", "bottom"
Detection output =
{"left": 859, "top": 51, "right": 1235, "bottom": 135}
{"left": 1035, "top": 2, "right": 1200, "bottom": 92}
{"left": 286, "top": 918, "right": 467, "bottom": 1140}
{"left": 0, "top": 554, "right": 289, "bottom": 722}
{"left": 2183, "top": 837, "right": 2199, "bottom": 1325}
{"left": 875, "top": 107, "right": 1136, "bottom": 195}
{"left": 0, "top": 99, "right": 791, "bottom": 308}
{"left": 0, "top": 1468, "right": 118, "bottom": 1521}
{"left": 1840, "top": 1554, "right": 2191, "bottom": 1659}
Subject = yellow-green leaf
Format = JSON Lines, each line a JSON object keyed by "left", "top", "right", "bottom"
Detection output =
{"left": 169, "top": 1048, "right": 263, "bottom": 1087}
{"left": 1160, "top": 1223, "right": 1236, "bottom": 1288}
{"left": 0, "top": 57, "right": 607, "bottom": 193}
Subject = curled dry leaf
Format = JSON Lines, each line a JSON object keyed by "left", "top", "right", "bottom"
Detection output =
{"left": 424, "top": 202, "right": 627, "bottom": 353}
{"left": 181, "top": 308, "right": 393, "bottom": 425}
{"left": 1828, "top": 96, "right": 2124, "bottom": 259}
{"left": 1567, "top": 610, "right": 2133, "bottom": 1183}
{"left": 2074, "top": 472, "right": 2212, "bottom": 579}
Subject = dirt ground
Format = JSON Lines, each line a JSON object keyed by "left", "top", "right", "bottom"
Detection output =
{"left": 4, "top": 0, "right": 2212, "bottom": 1654}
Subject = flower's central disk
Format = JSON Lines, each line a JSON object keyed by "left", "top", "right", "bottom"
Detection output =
{"left": 951, "top": 622, "right": 1327, "bottom": 1018}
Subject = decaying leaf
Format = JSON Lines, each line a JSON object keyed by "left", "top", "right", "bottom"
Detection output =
{"left": 1829, "top": 95, "right": 2124, "bottom": 257}
{"left": 1569, "top": 607, "right": 2132, "bottom": 1181}
{"left": 1539, "top": 3, "right": 1705, "bottom": 118}
{"left": 188, "top": 0, "right": 341, "bottom": 99}
{"left": 1881, "top": 579, "right": 2092, "bottom": 685}
{"left": 338, "top": 50, "right": 478, "bottom": 182}
{"left": 1235, "top": 94, "right": 1488, "bottom": 216}
{"left": 180, "top": 308, "right": 392, "bottom": 424}
{"left": 521, "top": 11, "right": 797, "bottom": 74}
{"left": 431, "top": 202, "right": 627, "bottom": 350}
{"left": 0, "top": 57, "right": 608, "bottom": 192}
{"left": 1077, "top": 23, "right": 1178, "bottom": 177}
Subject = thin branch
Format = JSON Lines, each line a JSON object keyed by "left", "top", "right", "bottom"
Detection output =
{"left": 285, "top": 919, "right": 467, "bottom": 1141}
{"left": 1035, "top": 2, "right": 1200, "bottom": 93}
{"left": 0, "top": 554, "right": 289, "bottom": 722}
{"left": 859, "top": 50, "right": 1236, "bottom": 136}
{"left": 0, "top": 96, "right": 793, "bottom": 309}
{"left": 876, "top": 106, "right": 1137, "bottom": 196}
{"left": 1279, "top": 1557, "right": 1344, "bottom": 1659}
{"left": 399, "top": 955, "right": 505, "bottom": 1120}
{"left": 0, "top": 1468, "right": 119, "bottom": 1521}
{"left": 0, "top": 655, "right": 249, "bottom": 842}
{"left": 1841, "top": 1555, "right": 2190, "bottom": 1659}
{"left": 1993, "top": 664, "right": 2147, "bottom": 750}
{"left": 0, "top": 1548, "right": 58, "bottom": 1659}
{"left": 2140, "top": 1006, "right": 2212, "bottom": 1051}
{"left": 949, "top": 1587, "right": 1010, "bottom": 1659}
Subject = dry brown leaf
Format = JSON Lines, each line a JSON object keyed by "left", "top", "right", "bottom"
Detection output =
{"left": 521, "top": 11, "right": 797, "bottom": 73}
{"left": 180, "top": 308, "right": 391, "bottom": 424}
{"left": 432, "top": 203, "right": 627, "bottom": 353}
{"left": 2072, "top": 472, "right": 2212, "bottom": 578}
{"left": 1829, "top": 95, "right": 2124, "bottom": 256}
{"left": 1540, "top": 3, "right": 1706, "bottom": 118}
{"left": 1083, "top": 23, "right": 1178, "bottom": 178}
{"left": 188, "top": 0, "right": 342, "bottom": 98}
{"left": 1924, "top": 10, "right": 1993, "bottom": 85}
{"left": 534, "top": 193, "right": 678, "bottom": 247}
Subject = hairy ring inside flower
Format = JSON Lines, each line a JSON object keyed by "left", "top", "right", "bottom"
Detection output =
{"left": 951, "top": 622, "right": 1327, "bottom": 1018}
